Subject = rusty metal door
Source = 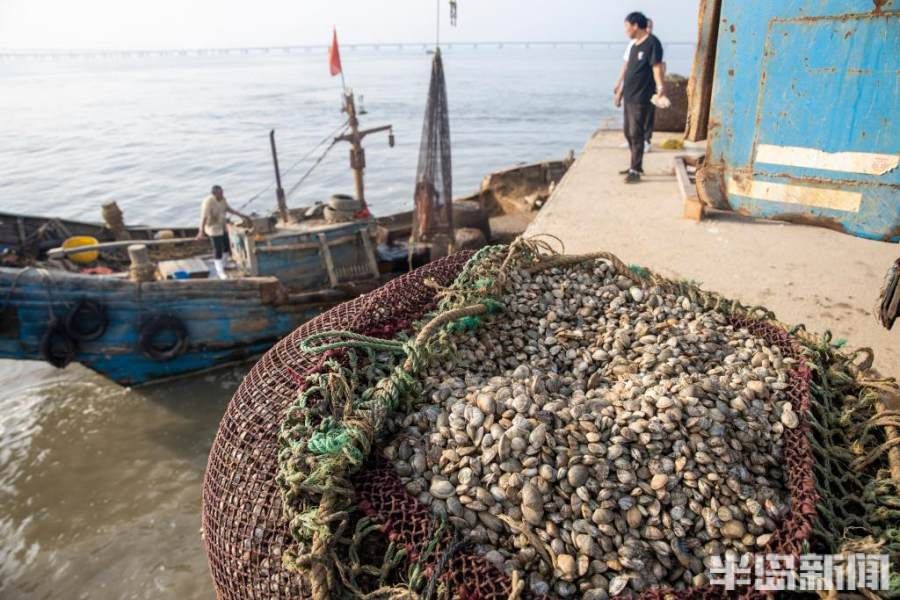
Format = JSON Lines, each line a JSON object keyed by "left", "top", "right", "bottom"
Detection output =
{"left": 699, "top": 1, "right": 899, "bottom": 242}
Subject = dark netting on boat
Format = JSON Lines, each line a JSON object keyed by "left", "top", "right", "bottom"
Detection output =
{"left": 202, "top": 244, "right": 899, "bottom": 600}
{"left": 412, "top": 48, "right": 453, "bottom": 243}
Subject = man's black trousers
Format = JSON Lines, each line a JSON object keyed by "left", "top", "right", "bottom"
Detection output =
{"left": 624, "top": 102, "right": 654, "bottom": 173}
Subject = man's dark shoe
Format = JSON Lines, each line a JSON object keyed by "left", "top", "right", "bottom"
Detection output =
{"left": 624, "top": 170, "right": 641, "bottom": 183}
{"left": 619, "top": 168, "right": 643, "bottom": 175}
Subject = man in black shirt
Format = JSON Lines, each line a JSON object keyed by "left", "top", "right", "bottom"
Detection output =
{"left": 616, "top": 11, "right": 666, "bottom": 183}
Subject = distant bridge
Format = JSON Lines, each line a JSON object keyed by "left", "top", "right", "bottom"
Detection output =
{"left": 0, "top": 41, "right": 694, "bottom": 61}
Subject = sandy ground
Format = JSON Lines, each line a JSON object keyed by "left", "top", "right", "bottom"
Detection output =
{"left": 527, "top": 130, "right": 899, "bottom": 378}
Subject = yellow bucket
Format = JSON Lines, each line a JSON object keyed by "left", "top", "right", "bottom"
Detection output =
{"left": 62, "top": 236, "right": 100, "bottom": 264}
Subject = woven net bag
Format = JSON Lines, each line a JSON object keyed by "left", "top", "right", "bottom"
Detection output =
{"left": 202, "top": 252, "right": 475, "bottom": 598}
{"left": 202, "top": 244, "right": 900, "bottom": 600}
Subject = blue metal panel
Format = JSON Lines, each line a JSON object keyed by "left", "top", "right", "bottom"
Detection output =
{"left": 703, "top": 1, "right": 899, "bottom": 241}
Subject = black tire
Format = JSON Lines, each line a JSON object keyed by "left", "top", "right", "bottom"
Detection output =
{"left": 40, "top": 319, "right": 75, "bottom": 368}
{"left": 139, "top": 314, "right": 189, "bottom": 362}
{"left": 328, "top": 194, "right": 362, "bottom": 212}
{"left": 65, "top": 299, "right": 108, "bottom": 341}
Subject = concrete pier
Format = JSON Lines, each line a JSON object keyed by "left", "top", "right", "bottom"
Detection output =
{"left": 527, "top": 130, "right": 899, "bottom": 376}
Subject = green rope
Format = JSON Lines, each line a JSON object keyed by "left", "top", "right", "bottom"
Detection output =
{"left": 307, "top": 421, "right": 365, "bottom": 463}
{"left": 628, "top": 263, "right": 650, "bottom": 279}
{"left": 300, "top": 330, "right": 410, "bottom": 355}
{"left": 448, "top": 315, "right": 481, "bottom": 332}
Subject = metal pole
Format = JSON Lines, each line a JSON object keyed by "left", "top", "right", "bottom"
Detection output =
{"left": 436, "top": 0, "right": 440, "bottom": 48}
{"left": 269, "top": 130, "right": 289, "bottom": 222}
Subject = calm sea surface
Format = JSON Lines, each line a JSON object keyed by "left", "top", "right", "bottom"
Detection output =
{"left": 0, "top": 45, "right": 692, "bottom": 599}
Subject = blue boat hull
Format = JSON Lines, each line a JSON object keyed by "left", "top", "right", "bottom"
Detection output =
{"left": 0, "top": 267, "right": 324, "bottom": 386}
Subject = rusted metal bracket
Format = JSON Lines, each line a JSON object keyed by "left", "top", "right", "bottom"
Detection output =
{"left": 877, "top": 258, "right": 900, "bottom": 330}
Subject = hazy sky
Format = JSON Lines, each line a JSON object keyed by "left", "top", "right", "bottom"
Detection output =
{"left": 0, "top": 0, "right": 699, "bottom": 50}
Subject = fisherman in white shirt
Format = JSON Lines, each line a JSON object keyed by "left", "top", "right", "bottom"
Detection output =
{"left": 195, "top": 185, "right": 250, "bottom": 279}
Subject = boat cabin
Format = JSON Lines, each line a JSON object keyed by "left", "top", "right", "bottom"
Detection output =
{"left": 228, "top": 217, "right": 379, "bottom": 291}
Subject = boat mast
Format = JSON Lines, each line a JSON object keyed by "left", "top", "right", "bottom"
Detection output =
{"left": 335, "top": 91, "right": 393, "bottom": 212}
{"left": 269, "top": 130, "right": 289, "bottom": 222}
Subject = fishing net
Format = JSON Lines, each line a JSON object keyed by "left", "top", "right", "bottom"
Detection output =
{"left": 202, "top": 241, "right": 900, "bottom": 600}
{"left": 412, "top": 48, "right": 453, "bottom": 243}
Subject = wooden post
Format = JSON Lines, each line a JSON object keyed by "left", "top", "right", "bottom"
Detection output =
{"left": 334, "top": 91, "right": 392, "bottom": 214}
{"left": 685, "top": 0, "right": 722, "bottom": 141}
{"left": 344, "top": 92, "right": 367, "bottom": 210}
{"left": 127, "top": 244, "right": 157, "bottom": 282}
{"left": 316, "top": 233, "right": 338, "bottom": 287}
{"left": 358, "top": 230, "right": 381, "bottom": 278}
{"left": 101, "top": 201, "right": 132, "bottom": 241}
{"left": 674, "top": 156, "right": 705, "bottom": 221}
{"left": 269, "top": 130, "right": 290, "bottom": 223}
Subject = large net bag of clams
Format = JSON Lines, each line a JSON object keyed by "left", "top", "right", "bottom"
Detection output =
{"left": 202, "top": 240, "right": 900, "bottom": 600}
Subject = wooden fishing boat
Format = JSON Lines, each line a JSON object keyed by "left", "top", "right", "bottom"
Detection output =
{"left": 0, "top": 158, "right": 570, "bottom": 386}
{"left": 0, "top": 206, "right": 390, "bottom": 386}
{"left": 0, "top": 209, "right": 199, "bottom": 266}
{"left": 0, "top": 86, "right": 405, "bottom": 386}
{"left": 0, "top": 70, "right": 573, "bottom": 386}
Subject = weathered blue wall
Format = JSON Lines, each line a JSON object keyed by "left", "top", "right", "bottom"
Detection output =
{"left": 253, "top": 221, "right": 373, "bottom": 289}
{"left": 0, "top": 268, "right": 319, "bottom": 385}
{"left": 702, "top": 0, "right": 899, "bottom": 241}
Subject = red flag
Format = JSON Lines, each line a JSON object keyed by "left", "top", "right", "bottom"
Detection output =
{"left": 328, "top": 27, "right": 342, "bottom": 77}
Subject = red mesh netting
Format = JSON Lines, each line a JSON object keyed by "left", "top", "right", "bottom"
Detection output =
{"left": 355, "top": 463, "right": 524, "bottom": 600}
{"left": 202, "top": 256, "right": 819, "bottom": 600}
{"left": 202, "top": 252, "right": 473, "bottom": 599}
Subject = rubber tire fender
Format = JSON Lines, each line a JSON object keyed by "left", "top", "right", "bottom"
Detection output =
{"left": 139, "top": 314, "right": 189, "bottom": 362}
{"left": 327, "top": 194, "right": 362, "bottom": 212}
{"left": 40, "top": 318, "right": 76, "bottom": 368}
{"left": 65, "top": 299, "right": 108, "bottom": 341}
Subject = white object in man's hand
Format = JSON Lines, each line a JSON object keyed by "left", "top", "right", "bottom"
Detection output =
{"left": 651, "top": 93, "right": 671, "bottom": 109}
